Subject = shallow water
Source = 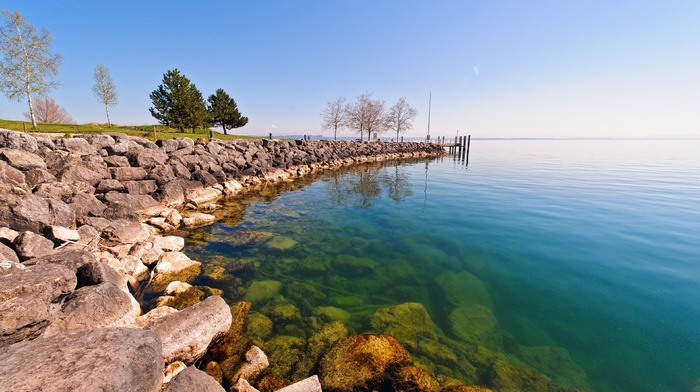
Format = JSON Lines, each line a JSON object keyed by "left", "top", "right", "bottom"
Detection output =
{"left": 186, "top": 139, "right": 700, "bottom": 391}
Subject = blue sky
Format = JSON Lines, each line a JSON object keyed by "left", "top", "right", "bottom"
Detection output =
{"left": 1, "top": 1, "right": 698, "bottom": 138}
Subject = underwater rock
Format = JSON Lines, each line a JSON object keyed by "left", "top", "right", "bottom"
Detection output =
{"left": 388, "top": 364, "right": 441, "bottom": 392}
{"left": 448, "top": 305, "right": 502, "bottom": 350}
{"left": 277, "top": 375, "right": 323, "bottom": 392}
{"left": 331, "top": 254, "right": 376, "bottom": 276}
{"left": 436, "top": 271, "right": 492, "bottom": 308}
{"left": 488, "top": 359, "right": 553, "bottom": 392}
{"left": 262, "top": 335, "right": 306, "bottom": 379}
{"left": 267, "top": 302, "right": 302, "bottom": 325}
{"left": 234, "top": 345, "right": 269, "bottom": 382}
{"left": 245, "top": 311, "right": 274, "bottom": 344}
{"left": 243, "top": 280, "right": 283, "bottom": 304}
{"left": 298, "top": 254, "right": 329, "bottom": 275}
{"left": 514, "top": 345, "right": 590, "bottom": 390}
{"left": 313, "top": 306, "right": 351, "bottom": 324}
{"left": 370, "top": 302, "right": 439, "bottom": 350}
{"left": 151, "top": 252, "right": 202, "bottom": 292}
{"left": 291, "top": 320, "right": 350, "bottom": 381}
{"left": 319, "top": 334, "right": 413, "bottom": 392}
{"left": 164, "top": 366, "right": 226, "bottom": 392}
{"left": 228, "top": 231, "right": 274, "bottom": 247}
{"left": 265, "top": 236, "right": 298, "bottom": 251}
{"left": 182, "top": 212, "right": 216, "bottom": 228}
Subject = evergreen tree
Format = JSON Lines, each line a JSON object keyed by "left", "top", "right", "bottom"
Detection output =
{"left": 207, "top": 88, "right": 248, "bottom": 135}
{"left": 149, "top": 69, "right": 209, "bottom": 132}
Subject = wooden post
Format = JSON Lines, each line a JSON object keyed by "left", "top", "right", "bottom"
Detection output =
{"left": 269, "top": 133, "right": 272, "bottom": 139}
{"left": 466, "top": 135, "right": 471, "bottom": 165}
{"left": 153, "top": 126, "right": 157, "bottom": 142}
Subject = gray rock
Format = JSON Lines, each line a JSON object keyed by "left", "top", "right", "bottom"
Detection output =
{"left": 110, "top": 166, "right": 148, "bottom": 181}
{"left": 0, "top": 226, "right": 19, "bottom": 246}
{"left": 73, "top": 133, "right": 115, "bottom": 149}
{"left": 163, "top": 366, "right": 226, "bottom": 392}
{"left": 102, "top": 220, "right": 151, "bottom": 244}
{"left": 0, "top": 147, "right": 46, "bottom": 170}
{"left": 0, "top": 327, "right": 164, "bottom": 392}
{"left": 56, "top": 137, "right": 98, "bottom": 156}
{"left": 128, "top": 148, "right": 169, "bottom": 169}
{"left": 101, "top": 202, "right": 142, "bottom": 221}
{"left": 96, "top": 178, "right": 126, "bottom": 193}
{"left": 276, "top": 375, "right": 323, "bottom": 392}
{"left": 0, "top": 160, "right": 27, "bottom": 188}
{"left": 103, "top": 191, "right": 159, "bottom": 210}
{"left": 0, "top": 129, "right": 38, "bottom": 151}
{"left": 234, "top": 345, "right": 269, "bottom": 381}
{"left": 69, "top": 193, "right": 107, "bottom": 218}
{"left": 103, "top": 154, "right": 131, "bottom": 167}
{"left": 157, "top": 138, "right": 180, "bottom": 152}
{"left": 45, "top": 225, "right": 80, "bottom": 244}
{"left": 24, "top": 168, "right": 56, "bottom": 188}
{"left": 41, "top": 281, "right": 138, "bottom": 336}
{"left": 147, "top": 295, "right": 232, "bottom": 364}
{"left": 14, "top": 231, "right": 54, "bottom": 261}
{"left": 58, "top": 165, "right": 105, "bottom": 186}
{"left": 0, "top": 241, "right": 19, "bottom": 263}
{"left": 76, "top": 261, "right": 127, "bottom": 291}
{"left": 24, "top": 249, "right": 98, "bottom": 274}
{"left": 8, "top": 194, "right": 75, "bottom": 233}
{"left": 124, "top": 179, "right": 158, "bottom": 195}
{"left": 0, "top": 263, "right": 76, "bottom": 346}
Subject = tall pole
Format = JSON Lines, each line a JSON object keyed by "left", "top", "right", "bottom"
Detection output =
{"left": 427, "top": 88, "right": 432, "bottom": 142}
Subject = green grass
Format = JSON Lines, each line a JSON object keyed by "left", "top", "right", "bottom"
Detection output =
{"left": 0, "top": 118, "right": 262, "bottom": 141}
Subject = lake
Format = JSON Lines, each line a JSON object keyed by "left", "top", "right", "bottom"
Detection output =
{"left": 185, "top": 139, "right": 700, "bottom": 391}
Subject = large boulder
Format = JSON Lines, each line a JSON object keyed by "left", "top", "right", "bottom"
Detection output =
{"left": 6, "top": 194, "right": 75, "bottom": 233}
{"left": 13, "top": 231, "right": 55, "bottom": 261}
{"left": 150, "top": 251, "right": 202, "bottom": 292}
{"left": 0, "top": 263, "right": 76, "bottom": 347}
{"left": 147, "top": 295, "right": 232, "bottom": 364}
{"left": 0, "top": 148, "right": 46, "bottom": 170}
{"left": 319, "top": 334, "right": 413, "bottom": 392}
{"left": 370, "top": 302, "right": 440, "bottom": 351}
{"left": 0, "top": 129, "right": 38, "bottom": 151}
{"left": 55, "top": 137, "right": 98, "bottom": 156}
{"left": 41, "top": 282, "right": 138, "bottom": 336}
{"left": 23, "top": 249, "right": 98, "bottom": 274}
{"left": 57, "top": 165, "right": 105, "bottom": 186}
{"left": 0, "top": 327, "right": 164, "bottom": 392}
{"left": 164, "top": 366, "right": 226, "bottom": 392}
{"left": 102, "top": 219, "right": 151, "bottom": 244}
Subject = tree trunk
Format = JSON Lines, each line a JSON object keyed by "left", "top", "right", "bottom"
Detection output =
{"left": 105, "top": 104, "right": 111, "bottom": 127}
{"left": 27, "top": 90, "right": 37, "bottom": 129}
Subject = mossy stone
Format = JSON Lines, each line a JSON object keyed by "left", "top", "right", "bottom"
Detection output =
{"left": 370, "top": 302, "right": 439, "bottom": 350}
{"left": 245, "top": 311, "right": 273, "bottom": 345}
{"left": 515, "top": 345, "right": 590, "bottom": 390}
{"left": 488, "top": 359, "right": 553, "bottom": 392}
{"left": 266, "top": 236, "right": 298, "bottom": 251}
{"left": 313, "top": 306, "right": 351, "bottom": 324}
{"left": 436, "top": 271, "right": 492, "bottom": 308}
{"left": 331, "top": 254, "right": 376, "bottom": 276}
{"left": 448, "top": 305, "right": 502, "bottom": 350}
{"left": 243, "top": 280, "right": 283, "bottom": 304}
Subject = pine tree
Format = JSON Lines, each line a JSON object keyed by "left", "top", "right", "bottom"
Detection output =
{"left": 207, "top": 88, "right": 248, "bottom": 135}
{"left": 149, "top": 69, "right": 209, "bottom": 132}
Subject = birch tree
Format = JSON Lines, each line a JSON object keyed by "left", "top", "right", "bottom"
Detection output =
{"left": 346, "top": 92, "right": 387, "bottom": 141}
{"left": 92, "top": 63, "right": 118, "bottom": 127}
{"left": 387, "top": 97, "right": 417, "bottom": 141}
{"left": 0, "top": 9, "right": 62, "bottom": 129}
{"left": 321, "top": 96, "right": 348, "bottom": 141}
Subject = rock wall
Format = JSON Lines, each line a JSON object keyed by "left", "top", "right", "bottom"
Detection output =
{"left": 0, "top": 129, "right": 458, "bottom": 392}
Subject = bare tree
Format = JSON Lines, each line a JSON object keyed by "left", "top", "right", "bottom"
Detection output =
{"left": 0, "top": 9, "right": 62, "bottom": 129}
{"left": 92, "top": 63, "right": 118, "bottom": 127}
{"left": 346, "top": 92, "right": 387, "bottom": 141}
{"left": 23, "top": 96, "right": 74, "bottom": 124}
{"left": 320, "top": 96, "right": 348, "bottom": 140}
{"left": 387, "top": 97, "right": 418, "bottom": 141}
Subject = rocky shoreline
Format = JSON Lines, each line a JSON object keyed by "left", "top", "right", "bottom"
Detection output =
{"left": 0, "top": 128, "right": 489, "bottom": 392}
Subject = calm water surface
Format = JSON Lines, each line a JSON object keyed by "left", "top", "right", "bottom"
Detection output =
{"left": 186, "top": 140, "right": 700, "bottom": 392}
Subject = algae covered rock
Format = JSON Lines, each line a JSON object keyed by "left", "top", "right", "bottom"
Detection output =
{"left": 313, "top": 306, "right": 351, "bottom": 324}
{"left": 245, "top": 311, "right": 274, "bottom": 344}
{"left": 331, "top": 254, "right": 376, "bottom": 276}
{"left": 514, "top": 345, "right": 590, "bottom": 390}
{"left": 488, "top": 359, "right": 553, "bottom": 392}
{"left": 448, "top": 305, "right": 502, "bottom": 350}
{"left": 436, "top": 271, "right": 492, "bottom": 308}
{"left": 370, "top": 302, "right": 439, "bottom": 350}
{"left": 265, "top": 235, "right": 298, "bottom": 251}
{"left": 243, "top": 280, "right": 282, "bottom": 304}
{"left": 319, "top": 334, "right": 412, "bottom": 392}
{"left": 388, "top": 364, "right": 441, "bottom": 392}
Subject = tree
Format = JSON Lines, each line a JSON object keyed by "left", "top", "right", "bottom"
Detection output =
{"left": 346, "top": 92, "right": 387, "bottom": 141}
{"left": 207, "top": 88, "right": 248, "bottom": 135}
{"left": 23, "top": 96, "right": 74, "bottom": 124}
{"left": 92, "top": 64, "right": 118, "bottom": 127}
{"left": 0, "top": 9, "right": 63, "bottom": 129}
{"left": 149, "top": 69, "right": 209, "bottom": 132}
{"left": 321, "top": 96, "right": 348, "bottom": 141}
{"left": 387, "top": 97, "right": 418, "bottom": 141}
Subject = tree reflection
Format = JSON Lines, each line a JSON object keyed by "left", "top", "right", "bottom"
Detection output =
{"left": 325, "top": 163, "right": 413, "bottom": 208}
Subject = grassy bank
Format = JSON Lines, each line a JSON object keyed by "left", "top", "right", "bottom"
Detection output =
{"left": 0, "top": 119, "right": 259, "bottom": 141}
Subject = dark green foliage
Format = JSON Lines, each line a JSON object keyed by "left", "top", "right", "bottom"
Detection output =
{"left": 149, "top": 69, "right": 210, "bottom": 132}
{"left": 207, "top": 88, "right": 248, "bottom": 135}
